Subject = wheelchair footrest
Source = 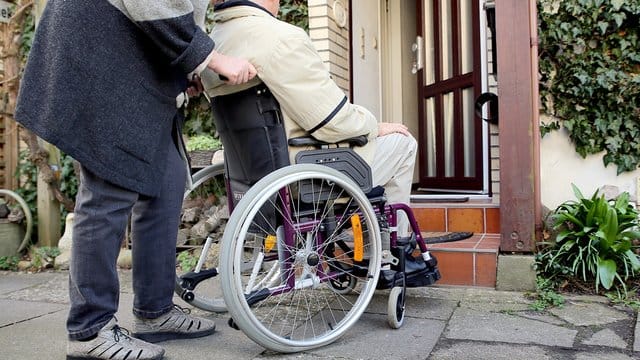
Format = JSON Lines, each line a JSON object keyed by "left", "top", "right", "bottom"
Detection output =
{"left": 376, "top": 265, "right": 441, "bottom": 289}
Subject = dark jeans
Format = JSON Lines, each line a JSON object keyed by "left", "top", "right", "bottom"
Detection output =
{"left": 67, "top": 139, "right": 186, "bottom": 340}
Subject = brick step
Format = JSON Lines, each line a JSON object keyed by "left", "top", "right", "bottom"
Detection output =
{"left": 425, "top": 232, "right": 500, "bottom": 287}
{"left": 409, "top": 202, "right": 501, "bottom": 287}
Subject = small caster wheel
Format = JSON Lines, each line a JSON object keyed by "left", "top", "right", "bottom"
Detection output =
{"left": 387, "top": 286, "right": 405, "bottom": 329}
{"left": 329, "top": 274, "right": 357, "bottom": 295}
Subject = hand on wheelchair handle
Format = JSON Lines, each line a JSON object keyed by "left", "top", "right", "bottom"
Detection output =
{"left": 186, "top": 74, "right": 204, "bottom": 97}
{"left": 378, "top": 122, "right": 410, "bottom": 137}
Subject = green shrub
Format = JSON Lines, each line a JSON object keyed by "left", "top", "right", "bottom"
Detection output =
{"left": 537, "top": 184, "right": 640, "bottom": 292}
{"left": 0, "top": 256, "right": 20, "bottom": 271}
{"left": 185, "top": 134, "right": 222, "bottom": 152}
{"left": 177, "top": 251, "right": 198, "bottom": 273}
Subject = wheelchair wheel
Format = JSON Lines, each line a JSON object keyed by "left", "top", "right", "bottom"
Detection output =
{"left": 220, "top": 164, "right": 382, "bottom": 352}
{"left": 175, "top": 162, "right": 228, "bottom": 313}
{"left": 387, "top": 286, "right": 405, "bottom": 329}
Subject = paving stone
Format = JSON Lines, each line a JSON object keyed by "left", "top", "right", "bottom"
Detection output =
{"left": 445, "top": 308, "right": 577, "bottom": 347}
{"left": 574, "top": 352, "right": 635, "bottom": 360}
{"left": 3, "top": 272, "right": 69, "bottom": 304}
{"left": 0, "top": 271, "right": 59, "bottom": 295}
{"left": 430, "top": 341, "right": 553, "bottom": 360}
{"left": 461, "top": 287, "right": 532, "bottom": 304}
{"left": 563, "top": 294, "right": 610, "bottom": 304}
{"left": 307, "top": 312, "right": 445, "bottom": 359}
{"left": 459, "top": 299, "right": 532, "bottom": 312}
{"left": 408, "top": 285, "right": 468, "bottom": 301}
{"left": 0, "top": 298, "right": 66, "bottom": 327}
{"left": 549, "top": 302, "right": 629, "bottom": 326}
{"left": 365, "top": 291, "right": 458, "bottom": 321}
{"left": 582, "top": 328, "right": 627, "bottom": 349}
{"left": 0, "top": 307, "right": 67, "bottom": 359}
{"left": 634, "top": 315, "right": 640, "bottom": 352}
{"left": 517, "top": 311, "right": 567, "bottom": 326}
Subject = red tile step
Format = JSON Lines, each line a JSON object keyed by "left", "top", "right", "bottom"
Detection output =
{"left": 424, "top": 233, "right": 500, "bottom": 287}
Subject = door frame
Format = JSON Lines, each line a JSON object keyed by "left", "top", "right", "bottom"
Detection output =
{"left": 415, "top": 0, "right": 486, "bottom": 193}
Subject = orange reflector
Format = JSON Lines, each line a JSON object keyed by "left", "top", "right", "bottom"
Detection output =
{"left": 351, "top": 215, "right": 364, "bottom": 261}
{"left": 265, "top": 235, "right": 277, "bottom": 252}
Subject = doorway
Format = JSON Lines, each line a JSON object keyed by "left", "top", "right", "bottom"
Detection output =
{"left": 416, "top": 0, "right": 484, "bottom": 193}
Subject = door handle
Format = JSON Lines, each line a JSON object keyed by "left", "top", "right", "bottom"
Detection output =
{"left": 411, "top": 35, "right": 424, "bottom": 74}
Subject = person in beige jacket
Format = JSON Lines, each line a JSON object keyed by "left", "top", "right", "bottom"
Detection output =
{"left": 202, "top": 0, "right": 417, "bottom": 232}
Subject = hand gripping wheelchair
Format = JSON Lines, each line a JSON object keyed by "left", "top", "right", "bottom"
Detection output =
{"left": 175, "top": 84, "right": 441, "bottom": 353}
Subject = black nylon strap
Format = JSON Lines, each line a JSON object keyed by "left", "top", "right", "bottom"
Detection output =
{"left": 309, "top": 96, "right": 348, "bottom": 134}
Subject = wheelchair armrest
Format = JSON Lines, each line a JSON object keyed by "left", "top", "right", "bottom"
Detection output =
{"left": 288, "top": 135, "right": 368, "bottom": 148}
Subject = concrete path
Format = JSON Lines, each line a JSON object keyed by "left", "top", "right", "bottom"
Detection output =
{"left": 1, "top": 270, "right": 639, "bottom": 359}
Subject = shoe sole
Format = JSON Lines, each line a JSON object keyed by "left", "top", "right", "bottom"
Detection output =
{"left": 67, "top": 355, "right": 164, "bottom": 360}
{"left": 132, "top": 326, "right": 216, "bottom": 343}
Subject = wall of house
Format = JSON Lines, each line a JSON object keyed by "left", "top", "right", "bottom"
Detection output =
{"left": 308, "top": 0, "right": 350, "bottom": 94}
{"left": 540, "top": 115, "right": 639, "bottom": 210}
{"left": 485, "top": 0, "right": 499, "bottom": 202}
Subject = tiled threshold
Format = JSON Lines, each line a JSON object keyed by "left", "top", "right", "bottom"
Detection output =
{"left": 411, "top": 202, "right": 501, "bottom": 288}
{"left": 424, "top": 233, "right": 499, "bottom": 287}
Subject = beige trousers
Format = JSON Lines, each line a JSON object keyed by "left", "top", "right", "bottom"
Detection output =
{"left": 370, "top": 133, "right": 418, "bottom": 235}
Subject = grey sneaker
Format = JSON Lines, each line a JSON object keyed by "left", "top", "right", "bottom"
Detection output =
{"left": 132, "top": 305, "right": 216, "bottom": 343}
{"left": 67, "top": 318, "right": 164, "bottom": 360}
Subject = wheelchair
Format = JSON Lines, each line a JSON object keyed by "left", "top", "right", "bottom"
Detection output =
{"left": 175, "top": 84, "right": 441, "bottom": 353}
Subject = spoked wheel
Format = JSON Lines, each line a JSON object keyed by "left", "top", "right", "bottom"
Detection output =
{"left": 387, "top": 286, "right": 406, "bottom": 329}
{"left": 220, "top": 164, "right": 382, "bottom": 353}
{"left": 175, "top": 162, "right": 228, "bottom": 313}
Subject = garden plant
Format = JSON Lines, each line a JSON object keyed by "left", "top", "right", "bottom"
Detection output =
{"left": 536, "top": 184, "right": 640, "bottom": 302}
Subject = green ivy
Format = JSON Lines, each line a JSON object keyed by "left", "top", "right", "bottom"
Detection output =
{"left": 538, "top": 0, "right": 640, "bottom": 174}
{"left": 279, "top": 0, "right": 309, "bottom": 31}
{"left": 14, "top": 150, "right": 78, "bottom": 237}
{"left": 14, "top": 150, "right": 38, "bottom": 229}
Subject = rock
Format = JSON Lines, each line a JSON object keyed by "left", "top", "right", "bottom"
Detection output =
{"left": 0, "top": 202, "right": 9, "bottom": 218}
{"left": 117, "top": 248, "right": 132, "bottom": 269}
{"left": 176, "top": 228, "right": 189, "bottom": 246}
{"left": 56, "top": 213, "right": 74, "bottom": 270}
{"left": 17, "top": 260, "right": 31, "bottom": 271}
{"left": 58, "top": 213, "right": 74, "bottom": 252}
{"left": 7, "top": 207, "right": 24, "bottom": 223}
{"left": 212, "top": 149, "right": 224, "bottom": 164}
{"left": 181, "top": 207, "right": 201, "bottom": 224}
{"left": 190, "top": 221, "right": 209, "bottom": 242}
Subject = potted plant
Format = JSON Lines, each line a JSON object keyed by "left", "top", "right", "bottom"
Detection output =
{"left": 185, "top": 134, "right": 222, "bottom": 169}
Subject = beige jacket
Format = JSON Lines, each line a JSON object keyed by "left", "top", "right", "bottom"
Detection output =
{"left": 202, "top": 4, "right": 378, "bottom": 163}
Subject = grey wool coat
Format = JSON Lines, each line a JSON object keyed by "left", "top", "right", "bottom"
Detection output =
{"left": 15, "top": 0, "right": 215, "bottom": 196}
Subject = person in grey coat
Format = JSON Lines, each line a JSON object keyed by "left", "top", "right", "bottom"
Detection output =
{"left": 15, "top": 1, "right": 256, "bottom": 359}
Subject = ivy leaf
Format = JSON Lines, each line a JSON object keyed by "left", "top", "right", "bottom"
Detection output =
{"left": 598, "top": 21, "right": 608, "bottom": 34}
{"left": 611, "top": 0, "right": 625, "bottom": 11}
{"left": 612, "top": 13, "right": 626, "bottom": 28}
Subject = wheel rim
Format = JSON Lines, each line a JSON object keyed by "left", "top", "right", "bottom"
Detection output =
{"left": 175, "top": 163, "right": 227, "bottom": 312}
{"left": 221, "top": 164, "right": 381, "bottom": 352}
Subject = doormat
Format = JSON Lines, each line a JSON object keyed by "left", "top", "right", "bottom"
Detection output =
{"left": 422, "top": 231, "right": 474, "bottom": 244}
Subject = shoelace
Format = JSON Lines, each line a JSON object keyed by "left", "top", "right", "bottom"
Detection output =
{"left": 111, "top": 325, "right": 132, "bottom": 342}
{"left": 173, "top": 304, "right": 191, "bottom": 315}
